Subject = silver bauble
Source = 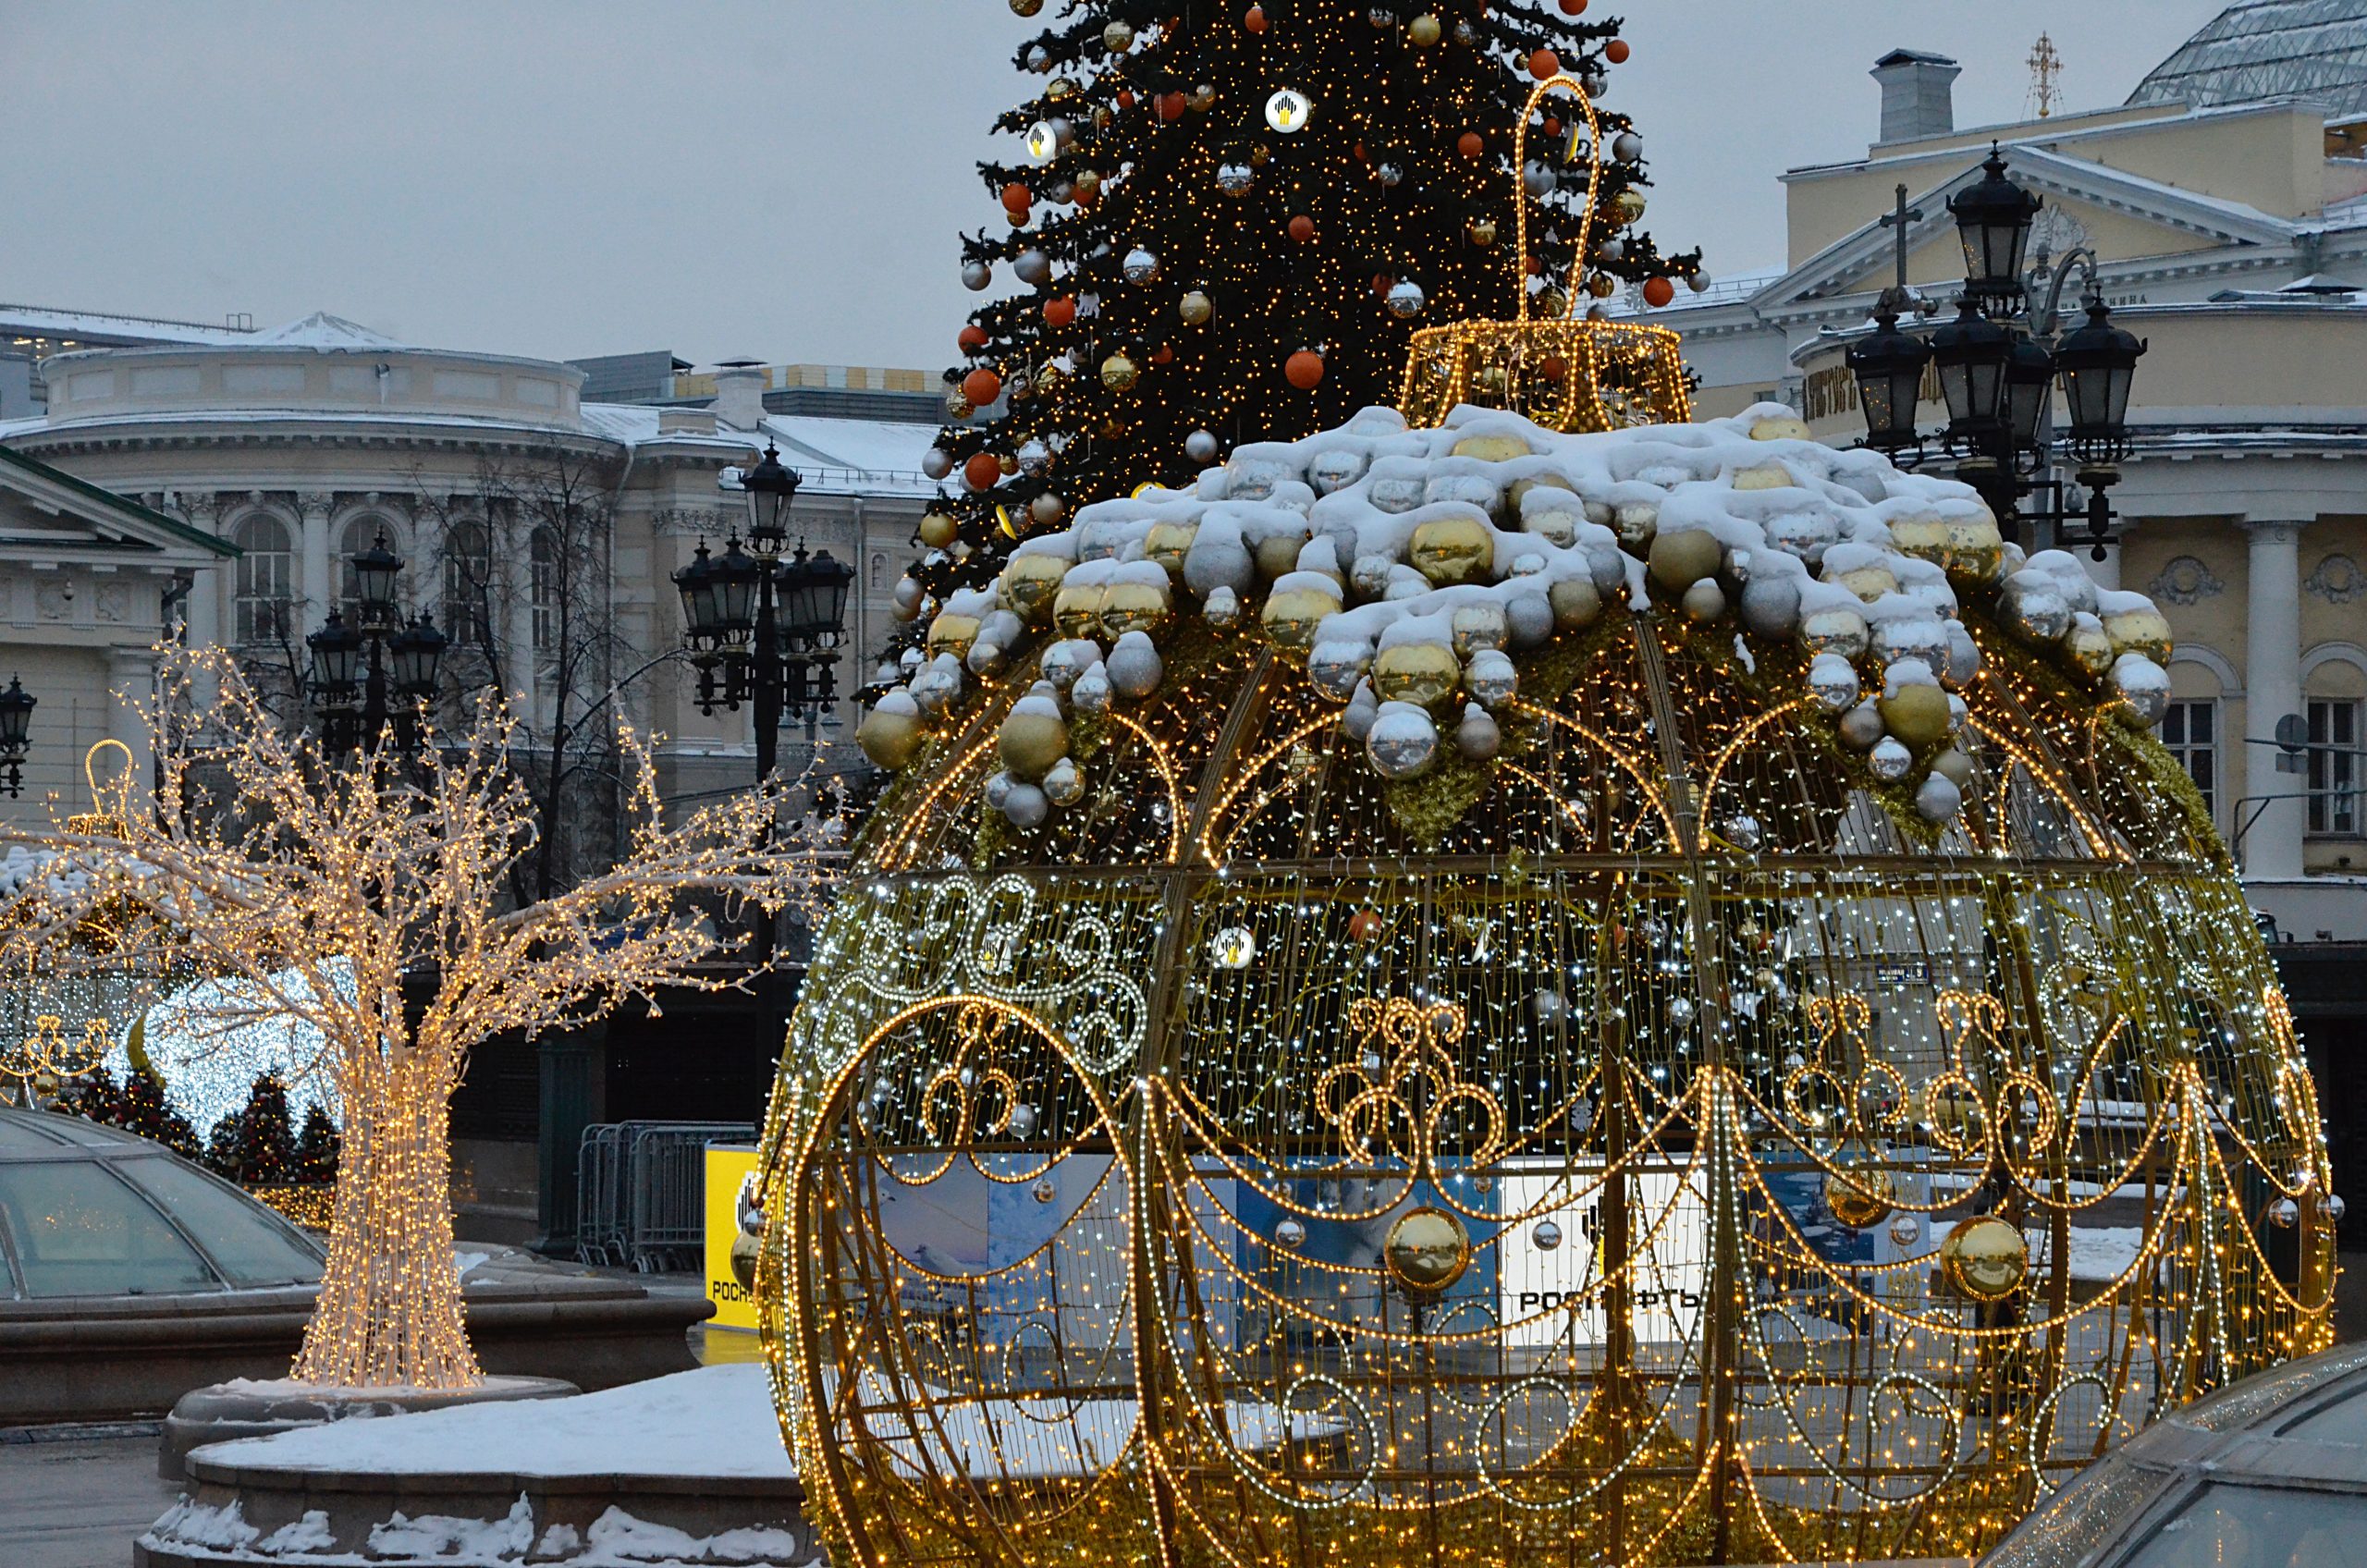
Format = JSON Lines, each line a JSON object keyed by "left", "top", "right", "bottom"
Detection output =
{"left": 1002, "top": 781, "right": 1050, "bottom": 828}
{"left": 1276, "top": 1219, "right": 1307, "bottom": 1250}
{"left": 1042, "top": 755, "right": 1086, "bottom": 807}
{"left": 962, "top": 260, "right": 993, "bottom": 291}
{"left": 1681, "top": 580, "right": 1728, "bottom": 622}
{"left": 1342, "top": 680, "right": 1380, "bottom": 741}
{"left": 1071, "top": 667, "right": 1113, "bottom": 714}
{"left": 1204, "top": 585, "right": 1243, "bottom": 628}
{"left": 1351, "top": 553, "right": 1397, "bottom": 600}
{"left": 1466, "top": 648, "right": 1519, "bottom": 708}
{"left": 1107, "top": 631, "right": 1165, "bottom": 696}
{"left": 1870, "top": 736, "right": 1914, "bottom": 783}
{"left": 1522, "top": 161, "right": 1556, "bottom": 198}
{"left": 1008, "top": 1102, "right": 1038, "bottom": 1139}
{"left": 1838, "top": 701, "right": 1885, "bottom": 752}
{"left": 1014, "top": 249, "right": 1053, "bottom": 287}
{"left": 1809, "top": 653, "right": 1860, "bottom": 712}
{"left": 1185, "top": 429, "right": 1220, "bottom": 464}
{"left": 1032, "top": 1177, "right": 1057, "bottom": 1204}
{"left": 1915, "top": 773, "right": 1963, "bottom": 822}
{"left": 1726, "top": 814, "right": 1762, "bottom": 851}
{"left": 1367, "top": 704, "right": 1439, "bottom": 779}
{"left": 966, "top": 639, "right": 1007, "bottom": 678}
{"left": 1217, "top": 162, "right": 1256, "bottom": 196}
{"left": 1533, "top": 1219, "right": 1564, "bottom": 1252}
{"left": 1386, "top": 279, "right": 1427, "bottom": 319}
{"left": 1456, "top": 704, "right": 1502, "bottom": 760}
{"left": 1613, "top": 130, "right": 1643, "bottom": 163}
{"left": 1505, "top": 591, "right": 1555, "bottom": 649}
{"left": 1122, "top": 247, "right": 1160, "bottom": 284}
{"left": 1309, "top": 449, "right": 1367, "bottom": 494}
{"left": 1308, "top": 642, "right": 1373, "bottom": 703}
{"left": 921, "top": 447, "right": 955, "bottom": 481}
{"left": 982, "top": 770, "right": 1018, "bottom": 812}
{"left": 1018, "top": 439, "right": 1052, "bottom": 476}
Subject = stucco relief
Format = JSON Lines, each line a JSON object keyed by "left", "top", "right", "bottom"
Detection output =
{"left": 2306, "top": 554, "right": 2367, "bottom": 606}
{"left": 651, "top": 507, "right": 737, "bottom": 538}
{"left": 2150, "top": 554, "right": 2226, "bottom": 606}
{"left": 33, "top": 580, "right": 71, "bottom": 620}
{"left": 94, "top": 582, "right": 131, "bottom": 624}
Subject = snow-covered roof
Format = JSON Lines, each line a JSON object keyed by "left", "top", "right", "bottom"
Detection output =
{"left": 239, "top": 312, "right": 406, "bottom": 351}
{"left": 755, "top": 412, "right": 938, "bottom": 498}
{"left": 2129, "top": 0, "right": 2367, "bottom": 117}
{"left": 577, "top": 402, "right": 756, "bottom": 455}
{"left": 0, "top": 302, "right": 248, "bottom": 347}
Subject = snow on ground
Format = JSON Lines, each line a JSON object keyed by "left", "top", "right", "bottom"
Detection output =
{"left": 198, "top": 1365, "right": 794, "bottom": 1480}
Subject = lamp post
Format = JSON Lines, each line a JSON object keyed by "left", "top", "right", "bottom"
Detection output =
{"left": 1846, "top": 146, "right": 2148, "bottom": 559}
{"left": 303, "top": 531, "right": 448, "bottom": 756}
{"left": 674, "top": 443, "right": 854, "bottom": 959}
{"left": 0, "top": 677, "right": 35, "bottom": 798}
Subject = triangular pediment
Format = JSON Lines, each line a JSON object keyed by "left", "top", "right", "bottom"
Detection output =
{"left": 0, "top": 446, "right": 233, "bottom": 566}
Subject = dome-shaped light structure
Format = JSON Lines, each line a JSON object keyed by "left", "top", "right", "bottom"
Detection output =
{"left": 759, "top": 402, "right": 2330, "bottom": 1568}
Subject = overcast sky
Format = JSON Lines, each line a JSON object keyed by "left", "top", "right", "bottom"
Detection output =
{"left": 1, "top": 1, "right": 2229, "bottom": 373}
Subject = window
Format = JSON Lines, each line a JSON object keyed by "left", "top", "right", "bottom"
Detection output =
{"left": 441, "top": 521, "right": 491, "bottom": 646}
{"left": 530, "top": 527, "right": 559, "bottom": 654}
{"left": 2309, "top": 699, "right": 2361, "bottom": 836}
{"left": 230, "top": 513, "right": 292, "bottom": 644}
{"left": 2162, "top": 700, "right": 2216, "bottom": 818}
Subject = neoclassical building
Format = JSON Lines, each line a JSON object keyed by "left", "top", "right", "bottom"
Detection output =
{"left": 0, "top": 313, "right": 937, "bottom": 826}
{"left": 1648, "top": 4, "right": 2367, "bottom": 939}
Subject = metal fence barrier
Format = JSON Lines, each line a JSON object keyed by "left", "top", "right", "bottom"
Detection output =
{"left": 575, "top": 1120, "right": 754, "bottom": 1272}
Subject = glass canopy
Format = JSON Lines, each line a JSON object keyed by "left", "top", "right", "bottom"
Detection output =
{"left": 0, "top": 1108, "right": 323, "bottom": 1300}
{"left": 2128, "top": 1, "right": 2367, "bottom": 119}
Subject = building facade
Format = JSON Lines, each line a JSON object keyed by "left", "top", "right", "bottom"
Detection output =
{"left": 0, "top": 315, "right": 938, "bottom": 833}
{"left": 1650, "top": 5, "right": 2367, "bottom": 943}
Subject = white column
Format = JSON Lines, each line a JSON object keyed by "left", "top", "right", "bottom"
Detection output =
{"left": 2244, "top": 519, "right": 2307, "bottom": 881}
{"left": 297, "top": 492, "right": 334, "bottom": 623}
{"left": 104, "top": 646, "right": 158, "bottom": 801}
{"left": 505, "top": 533, "right": 537, "bottom": 727}
{"left": 179, "top": 496, "right": 226, "bottom": 709}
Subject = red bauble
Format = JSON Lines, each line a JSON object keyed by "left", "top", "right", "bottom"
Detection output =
{"left": 1543, "top": 116, "right": 1562, "bottom": 137}
{"left": 1000, "top": 181, "right": 1033, "bottom": 213}
{"left": 1118, "top": 87, "right": 1136, "bottom": 109}
{"left": 1244, "top": 2, "right": 1267, "bottom": 30}
{"left": 1527, "top": 46, "right": 1559, "bottom": 80}
{"left": 1457, "top": 130, "right": 1484, "bottom": 159}
{"left": 1151, "top": 344, "right": 1174, "bottom": 364}
{"left": 1605, "top": 38, "right": 1631, "bottom": 64}
{"left": 1044, "top": 296, "right": 1077, "bottom": 327}
{"left": 1539, "top": 354, "right": 1569, "bottom": 383}
{"left": 960, "top": 367, "right": 1003, "bottom": 407}
{"left": 1284, "top": 349, "right": 1325, "bottom": 390}
{"left": 1288, "top": 214, "right": 1316, "bottom": 243}
{"left": 1371, "top": 273, "right": 1394, "bottom": 296}
{"left": 1559, "top": 0, "right": 1587, "bottom": 13}
{"left": 958, "top": 325, "right": 989, "bottom": 353}
{"left": 1347, "top": 908, "right": 1384, "bottom": 940}
{"left": 1158, "top": 92, "right": 1188, "bottom": 121}
{"left": 1525, "top": 255, "right": 1544, "bottom": 276}
{"left": 1642, "top": 276, "right": 1676, "bottom": 309}
{"left": 1074, "top": 185, "right": 1098, "bottom": 208}
{"left": 963, "top": 452, "right": 1004, "bottom": 492}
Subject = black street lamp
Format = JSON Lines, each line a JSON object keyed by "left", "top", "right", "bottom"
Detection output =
{"left": 673, "top": 444, "right": 853, "bottom": 955}
{"left": 304, "top": 533, "right": 446, "bottom": 755}
{"left": 1846, "top": 146, "right": 2148, "bottom": 559}
{"left": 0, "top": 677, "right": 36, "bottom": 798}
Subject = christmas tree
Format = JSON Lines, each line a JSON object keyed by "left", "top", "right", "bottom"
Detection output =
{"left": 65, "top": 1063, "right": 202, "bottom": 1160}
{"left": 205, "top": 1072, "right": 300, "bottom": 1186}
{"left": 296, "top": 1103, "right": 341, "bottom": 1186}
{"left": 895, "top": 0, "right": 1705, "bottom": 655}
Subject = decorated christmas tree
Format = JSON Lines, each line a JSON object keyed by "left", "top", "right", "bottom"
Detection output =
{"left": 206, "top": 1072, "right": 300, "bottom": 1186}
{"left": 295, "top": 1103, "right": 341, "bottom": 1186}
{"left": 65, "top": 1062, "right": 202, "bottom": 1160}
{"left": 894, "top": 0, "right": 1706, "bottom": 660}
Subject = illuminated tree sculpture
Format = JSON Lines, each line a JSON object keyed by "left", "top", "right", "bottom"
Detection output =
{"left": 899, "top": 0, "right": 1706, "bottom": 659}
{"left": 0, "top": 649, "right": 839, "bottom": 1390}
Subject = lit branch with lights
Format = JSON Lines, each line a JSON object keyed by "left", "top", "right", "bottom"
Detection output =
{"left": 0, "top": 648, "right": 843, "bottom": 1390}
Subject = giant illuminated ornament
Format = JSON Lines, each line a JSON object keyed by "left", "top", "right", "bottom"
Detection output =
{"left": 754, "top": 80, "right": 2334, "bottom": 1568}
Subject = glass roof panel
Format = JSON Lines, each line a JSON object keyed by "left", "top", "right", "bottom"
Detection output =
{"left": 118, "top": 1157, "right": 321, "bottom": 1288}
{"left": 2122, "top": 1481, "right": 2367, "bottom": 1566}
{"left": 2128, "top": 1, "right": 2367, "bottom": 118}
{"left": 0, "top": 1160, "right": 217, "bottom": 1298}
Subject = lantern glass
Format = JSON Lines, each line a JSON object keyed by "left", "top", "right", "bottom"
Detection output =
{"left": 711, "top": 538, "right": 759, "bottom": 647}
{"left": 673, "top": 542, "right": 717, "bottom": 639}
{"left": 1930, "top": 300, "right": 2010, "bottom": 432}
{"left": 307, "top": 612, "right": 363, "bottom": 696}
{"left": 0, "top": 677, "right": 35, "bottom": 758}
{"left": 1949, "top": 149, "right": 2042, "bottom": 303}
{"left": 2005, "top": 333, "right": 2055, "bottom": 451}
{"left": 350, "top": 532, "right": 403, "bottom": 628}
{"left": 1846, "top": 312, "right": 1931, "bottom": 449}
{"left": 806, "top": 549, "right": 853, "bottom": 646}
{"left": 740, "top": 444, "right": 802, "bottom": 554}
{"left": 2056, "top": 299, "right": 2148, "bottom": 451}
{"left": 388, "top": 614, "right": 448, "bottom": 699}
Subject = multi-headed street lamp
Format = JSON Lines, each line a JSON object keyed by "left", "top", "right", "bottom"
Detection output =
{"left": 0, "top": 677, "right": 35, "bottom": 798}
{"left": 674, "top": 443, "right": 854, "bottom": 789}
{"left": 1847, "top": 148, "right": 2149, "bottom": 559}
{"left": 303, "top": 530, "right": 448, "bottom": 755}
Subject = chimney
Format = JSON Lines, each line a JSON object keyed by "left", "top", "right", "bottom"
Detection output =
{"left": 1871, "top": 50, "right": 1961, "bottom": 143}
{"left": 710, "top": 361, "right": 767, "bottom": 431}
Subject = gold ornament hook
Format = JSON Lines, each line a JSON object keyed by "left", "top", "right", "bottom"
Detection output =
{"left": 1512, "top": 73, "right": 1608, "bottom": 325}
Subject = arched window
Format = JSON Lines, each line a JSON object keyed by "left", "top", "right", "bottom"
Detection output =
{"left": 530, "top": 526, "right": 559, "bottom": 654}
{"left": 337, "top": 517, "right": 399, "bottom": 622}
{"left": 442, "top": 521, "right": 491, "bottom": 646}
{"left": 230, "top": 513, "right": 292, "bottom": 644}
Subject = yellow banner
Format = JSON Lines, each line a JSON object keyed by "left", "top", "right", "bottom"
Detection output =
{"left": 704, "top": 1145, "right": 760, "bottom": 1332}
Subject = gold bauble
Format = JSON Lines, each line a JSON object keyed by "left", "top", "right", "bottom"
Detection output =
{"left": 1945, "top": 515, "right": 2006, "bottom": 579}
{"left": 1550, "top": 576, "right": 1603, "bottom": 630}
{"left": 1098, "top": 579, "right": 1173, "bottom": 638}
{"left": 1879, "top": 683, "right": 1954, "bottom": 750}
{"left": 1451, "top": 434, "right": 1530, "bottom": 463}
{"left": 1613, "top": 500, "right": 1660, "bottom": 549}
{"left": 2103, "top": 606, "right": 2174, "bottom": 665}
{"left": 919, "top": 510, "right": 960, "bottom": 549}
{"left": 1260, "top": 584, "right": 1343, "bottom": 650}
{"left": 1799, "top": 605, "right": 1870, "bottom": 659}
{"left": 1254, "top": 532, "right": 1307, "bottom": 582}
{"left": 1179, "top": 289, "right": 1214, "bottom": 325}
{"left": 1467, "top": 216, "right": 1499, "bottom": 248}
{"left": 1587, "top": 273, "right": 1618, "bottom": 299}
{"left": 1886, "top": 512, "right": 1949, "bottom": 563}
{"left": 1372, "top": 641, "right": 1462, "bottom": 709}
{"left": 1407, "top": 11, "right": 1441, "bottom": 45}
{"left": 1053, "top": 581, "right": 1105, "bottom": 640}
{"left": 1000, "top": 551, "right": 1069, "bottom": 624}
{"left": 2067, "top": 620, "right": 2116, "bottom": 678}
{"left": 1102, "top": 18, "right": 1134, "bottom": 50}
{"left": 1143, "top": 521, "right": 1199, "bottom": 575}
{"left": 1613, "top": 189, "right": 1649, "bottom": 226}
{"left": 856, "top": 706, "right": 926, "bottom": 770}
{"left": 926, "top": 612, "right": 982, "bottom": 661}
{"left": 999, "top": 453, "right": 1021, "bottom": 475}
{"left": 1732, "top": 464, "right": 1795, "bottom": 493}
{"left": 1187, "top": 82, "right": 1217, "bottom": 111}
{"left": 1750, "top": 413, "right": 1813, "bottom": 442}
{"left": 1073, "top": 167, "right": 1101, "bottom": 198}
{"left": 1008, "top": 0, "right": 1041, "bottom": 13}
{"left": 1834, "top": 562, "right": 1900, "bottom": 604}
{"left": 1536, "top": 287, "right": 1569, "bottom": 319}
{"left": 1450, "top": 603, "right": 1508, "bottom": 658}
{"left": 1409, "top": 515, "right": 1494, "bottom": 586}
{"left": 1648, "top": 530, "right": 1723, "bottom": 594}
{"left": 1941, "top": 1215, "right": 2029, "bottom": 1303}
{"left": 1824, "top": 1160, "right": 1897, "bottom": 1230}
{"left": 730, "top": 1229, "right": 761, "bottom": 1292}
{"left": 1101, "top": 351, "right": 1139, "bottom": 391}
{"left": 1476, "top": 365, "right": 1510, "bottom": 397}
{"left": 1383, "top": 1207, "right": 1470, "bottom": 1294}
{"left": 1047, "top": 76, "right": 1079, "bottom": 101}
{"left": 945, "top": 390, "right": 975, "bottom": 422}
{"left": 999, "top": 705, "right": 1070, "bottom": 781}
